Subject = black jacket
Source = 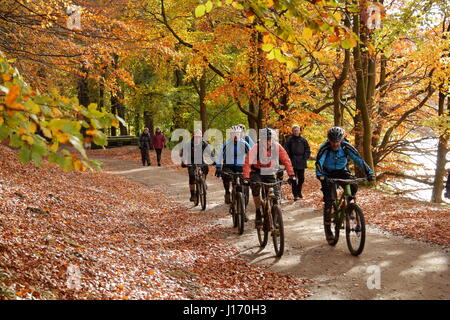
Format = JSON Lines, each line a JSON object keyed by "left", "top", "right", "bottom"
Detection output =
{"left": 139, "top": 133, "right": 152, "bottom": 150}
{"left": 180, "top": 138, "right": 214, "bottom": 165}
{"left": 285, "top": 135, "right": 311, "bottom": 169}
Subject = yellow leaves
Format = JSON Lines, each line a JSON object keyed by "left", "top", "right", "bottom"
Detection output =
{"left": 73, "top": 159, "right": 86, "bottom": 171}
{"left": 42, "top": 127, "right": 52, "bottom": 139}
{"left": 55, "top": 132, "right": 70, "bottom": 144}
{"left": 112, "top": 120, "right": 119, "bottom": 128}
{"left": 51, "top": 108, "right": 63, "bottom": 118}
{"left": 302, "top": 27, "right": 313, "bottom": 40}
{"left": 0, "top": 116, "right": 3, "bottom": 126}
{"left": 265, "top": 0, "right": 274, "bottom": 8}
{"left": 21, "top": 134, "right": 34, "bottom": 145}
{"left": 328, "top": 34, "right": 341, "bottom": 43}
{"left": 2, "top": 73, "right": 11, "bottom": 82}
{"left": 86, "top": 129, "right": 97, "bottom": 137}
{"left": 29, "top": 121, "right": 37, "bottom": 134}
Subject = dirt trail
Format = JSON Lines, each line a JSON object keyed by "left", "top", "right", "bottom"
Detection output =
{"left": 97, "top": 157, "right": 449, "bottom": 300}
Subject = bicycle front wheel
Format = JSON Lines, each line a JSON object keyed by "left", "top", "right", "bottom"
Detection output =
{"left": 324, "top": 203, "right": 340, "bottom": 246}
{"left": 257, "top": 205, "right": 269, "bottom": 248}
{"left": 236, "top": 192, "right": 245, "bottom": 235}
{"left": 200, "top": 180, "right": 207, "bottom": 211}
{"left": 193, "top": 183, "right": 199, "bottom": 207}
{"left": 345, "top": 203, "right": 366, "bottom": 256}
{"left": 272, "top": 204, "right": 285, "bottom": 257}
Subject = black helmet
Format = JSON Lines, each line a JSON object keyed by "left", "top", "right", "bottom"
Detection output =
{"left": 327, "top": 126, "right": 345, "bottom": 142}
{"left": 260, "top": 127, "right": 275, "bottom": 140}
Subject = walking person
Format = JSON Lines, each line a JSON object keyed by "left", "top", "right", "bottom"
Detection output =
{"left": 152, "top": 126, "right": 166, "bottom": 167}
{"left": 139, "top": 127, "right": 152, "bottom": 166}
{"left": 285, "top": 125, "right": 311, "bottom": 201}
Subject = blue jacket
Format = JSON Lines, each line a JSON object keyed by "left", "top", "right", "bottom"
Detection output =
{"left": 244, "top": 135, "right": 255, "bottom": 148}
{"left": 315, "top": 141, "right": 374, "bottom": 177}
{"left": 216, "top": 139, "right": 250, "bottom": 168}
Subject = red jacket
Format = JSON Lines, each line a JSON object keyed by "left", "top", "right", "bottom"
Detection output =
{"left": 152, "top": 132, "right": 166, "bottom": 149}
{"left": 243, "top": 142, "right": 294, "bottom": 179}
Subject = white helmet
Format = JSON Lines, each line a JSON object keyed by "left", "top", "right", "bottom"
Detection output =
{"left": 230, "top": 125, "right": 243, "bottom": 133}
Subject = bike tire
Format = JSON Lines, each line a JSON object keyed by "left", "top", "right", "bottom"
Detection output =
{"left": 257, "top": 204, "right": 269, "bottom": 248}
{"left": 193, "top": 183, "right": 199, "bottom": 207}
{"left": 244, "top": 185, "right": 250, "bottom": 207}
{"left": 200, "top": 180, "right": 207, "bottom": 211}
{"left": 345, "top": 203, "right": 366, "bottom": 256}
{"left": 237, "top": 192, "right": 245, "bottom": 235}
{"left": 272, "top": 204, "right": 285, "bottom": 257}
{"left": 325, "top": 203, "right": 340, "bottom": 246}
{"left": 230, "top": 190, "right": 237, "bottom": 227}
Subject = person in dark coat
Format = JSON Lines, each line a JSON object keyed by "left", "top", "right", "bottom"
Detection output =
{"left": 285, "top": 125, "right": 311, "bottom": 201}
{"left": 152, "top": 126, "right": 166, "bottom": 167}
{"left": 139, "top": 127, "right": 152, "bottom": 166}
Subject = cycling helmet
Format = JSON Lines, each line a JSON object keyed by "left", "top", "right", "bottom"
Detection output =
{"left": 230, "top": 125, "right": 243, "bottom": 133}
{"left": 193, "top": 129, "right": 202, "bottom": 137}
{"left": 238, "top": 124, "right": 246, "bottom": 131}
{"left": 327, "top": 126, "right": 345, "bottom": 142}
{"left": 260, "top": 127, "right": 275, "bottom": 140}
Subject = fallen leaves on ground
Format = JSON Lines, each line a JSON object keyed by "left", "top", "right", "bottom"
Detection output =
{"left": 0, "top": 145, "right": 310, "bottom": 300}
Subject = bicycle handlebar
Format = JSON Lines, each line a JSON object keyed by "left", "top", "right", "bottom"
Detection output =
{"left": 252, "top": 180, "right": 290, "bottom": 187}
{"left": 326, "top": 177, "right": 368, "bottom": 184}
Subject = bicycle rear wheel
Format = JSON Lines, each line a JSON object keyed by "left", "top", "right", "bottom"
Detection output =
{"left": 271, "top": 204, "right": 284, "bottom": 257}
{"left": 324, "top": 203, "right": 340, "bottom": 246}
{"left": 257, "top": 204, "right": 269, "bottom": 248}
{"left": 193, "top": 183, "right": 199, "bottom": 207}
{"left": 345, "top": 203, "right": 366, "bottom": 256}
{"left": 236, "top": 192, "right": 245, "bottom": 235}
{"left": 200, "top": 180, "right": 207, "bottom": 211}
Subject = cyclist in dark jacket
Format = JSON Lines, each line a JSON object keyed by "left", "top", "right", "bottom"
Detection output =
{"left": 315, "top": 126, "right": 374, "bottom": 243}
{"left": 180, "top": 129, "right": 214, "bottom": 202}
{"left": 139, "top": 128, "right": 152, "bottom": 166}
{"left": 285, "top": 125, "right": 311, "bottom": 200}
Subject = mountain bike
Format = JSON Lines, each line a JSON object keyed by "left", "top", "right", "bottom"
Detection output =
{"left": 222, "top": 171, "right": 247, "bottom": 235}
{"left": 253, "top": 179, "right": 290, "bottom": 257}
{"left": 187, "top": 164, "right": 209, "bottom": 211}
{"left": 324, "top": 177, "right": 368, "bottom": 256}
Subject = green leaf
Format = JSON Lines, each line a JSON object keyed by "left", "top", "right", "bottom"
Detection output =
{"left": 205, "top": 1, "right": 213, "bottom": 13}
{"left": 262, "top": 43, "right": 274, "bottom": 52}
{"left": 19, "top": 147, "right": 31, "bottom": 164}
{"left": 195, "top": 5, "right": 206, "bottom": 17}
{"left": 69, "top": 135, "right": 87, "bottom": 159}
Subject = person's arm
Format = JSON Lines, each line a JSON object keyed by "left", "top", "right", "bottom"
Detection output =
{"left": 315, "top": 143, "right": 328, "bottom": 177}
{"left": 342, "top": 142, "right": 374, "bottom": 176}
{"left": 243, "top": 144, "right": 257, "bottom": 179}
{"left": 303, "top": 138, "right": 311, "bottom": 160}
{"left": 285, "top": 136, "right": 292, "bottom": 159}
{"left": 215, "top": 143, "right": 225, "bottom": 169}
{"left": 279, "top": 145, "right": 295, "bottom": 176}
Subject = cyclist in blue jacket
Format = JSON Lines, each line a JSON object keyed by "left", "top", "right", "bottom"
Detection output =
{"left": 316, "top": 126, "right": 375, "bottom": 242}
{"left": 215, "top": 126, "right": 251, "bottom": 206}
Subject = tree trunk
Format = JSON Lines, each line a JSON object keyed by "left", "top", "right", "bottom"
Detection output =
{"left": 111, "top": 54, "right": 127, "bottom": 136}
{"left": 353, "top": 8, "right": 375, "bottom": 173}
{"left": 199, "top": 72, "right": 208, "bottom": 132}
{"left": 431, "top": 94, "right": 449, "bottom": 203}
